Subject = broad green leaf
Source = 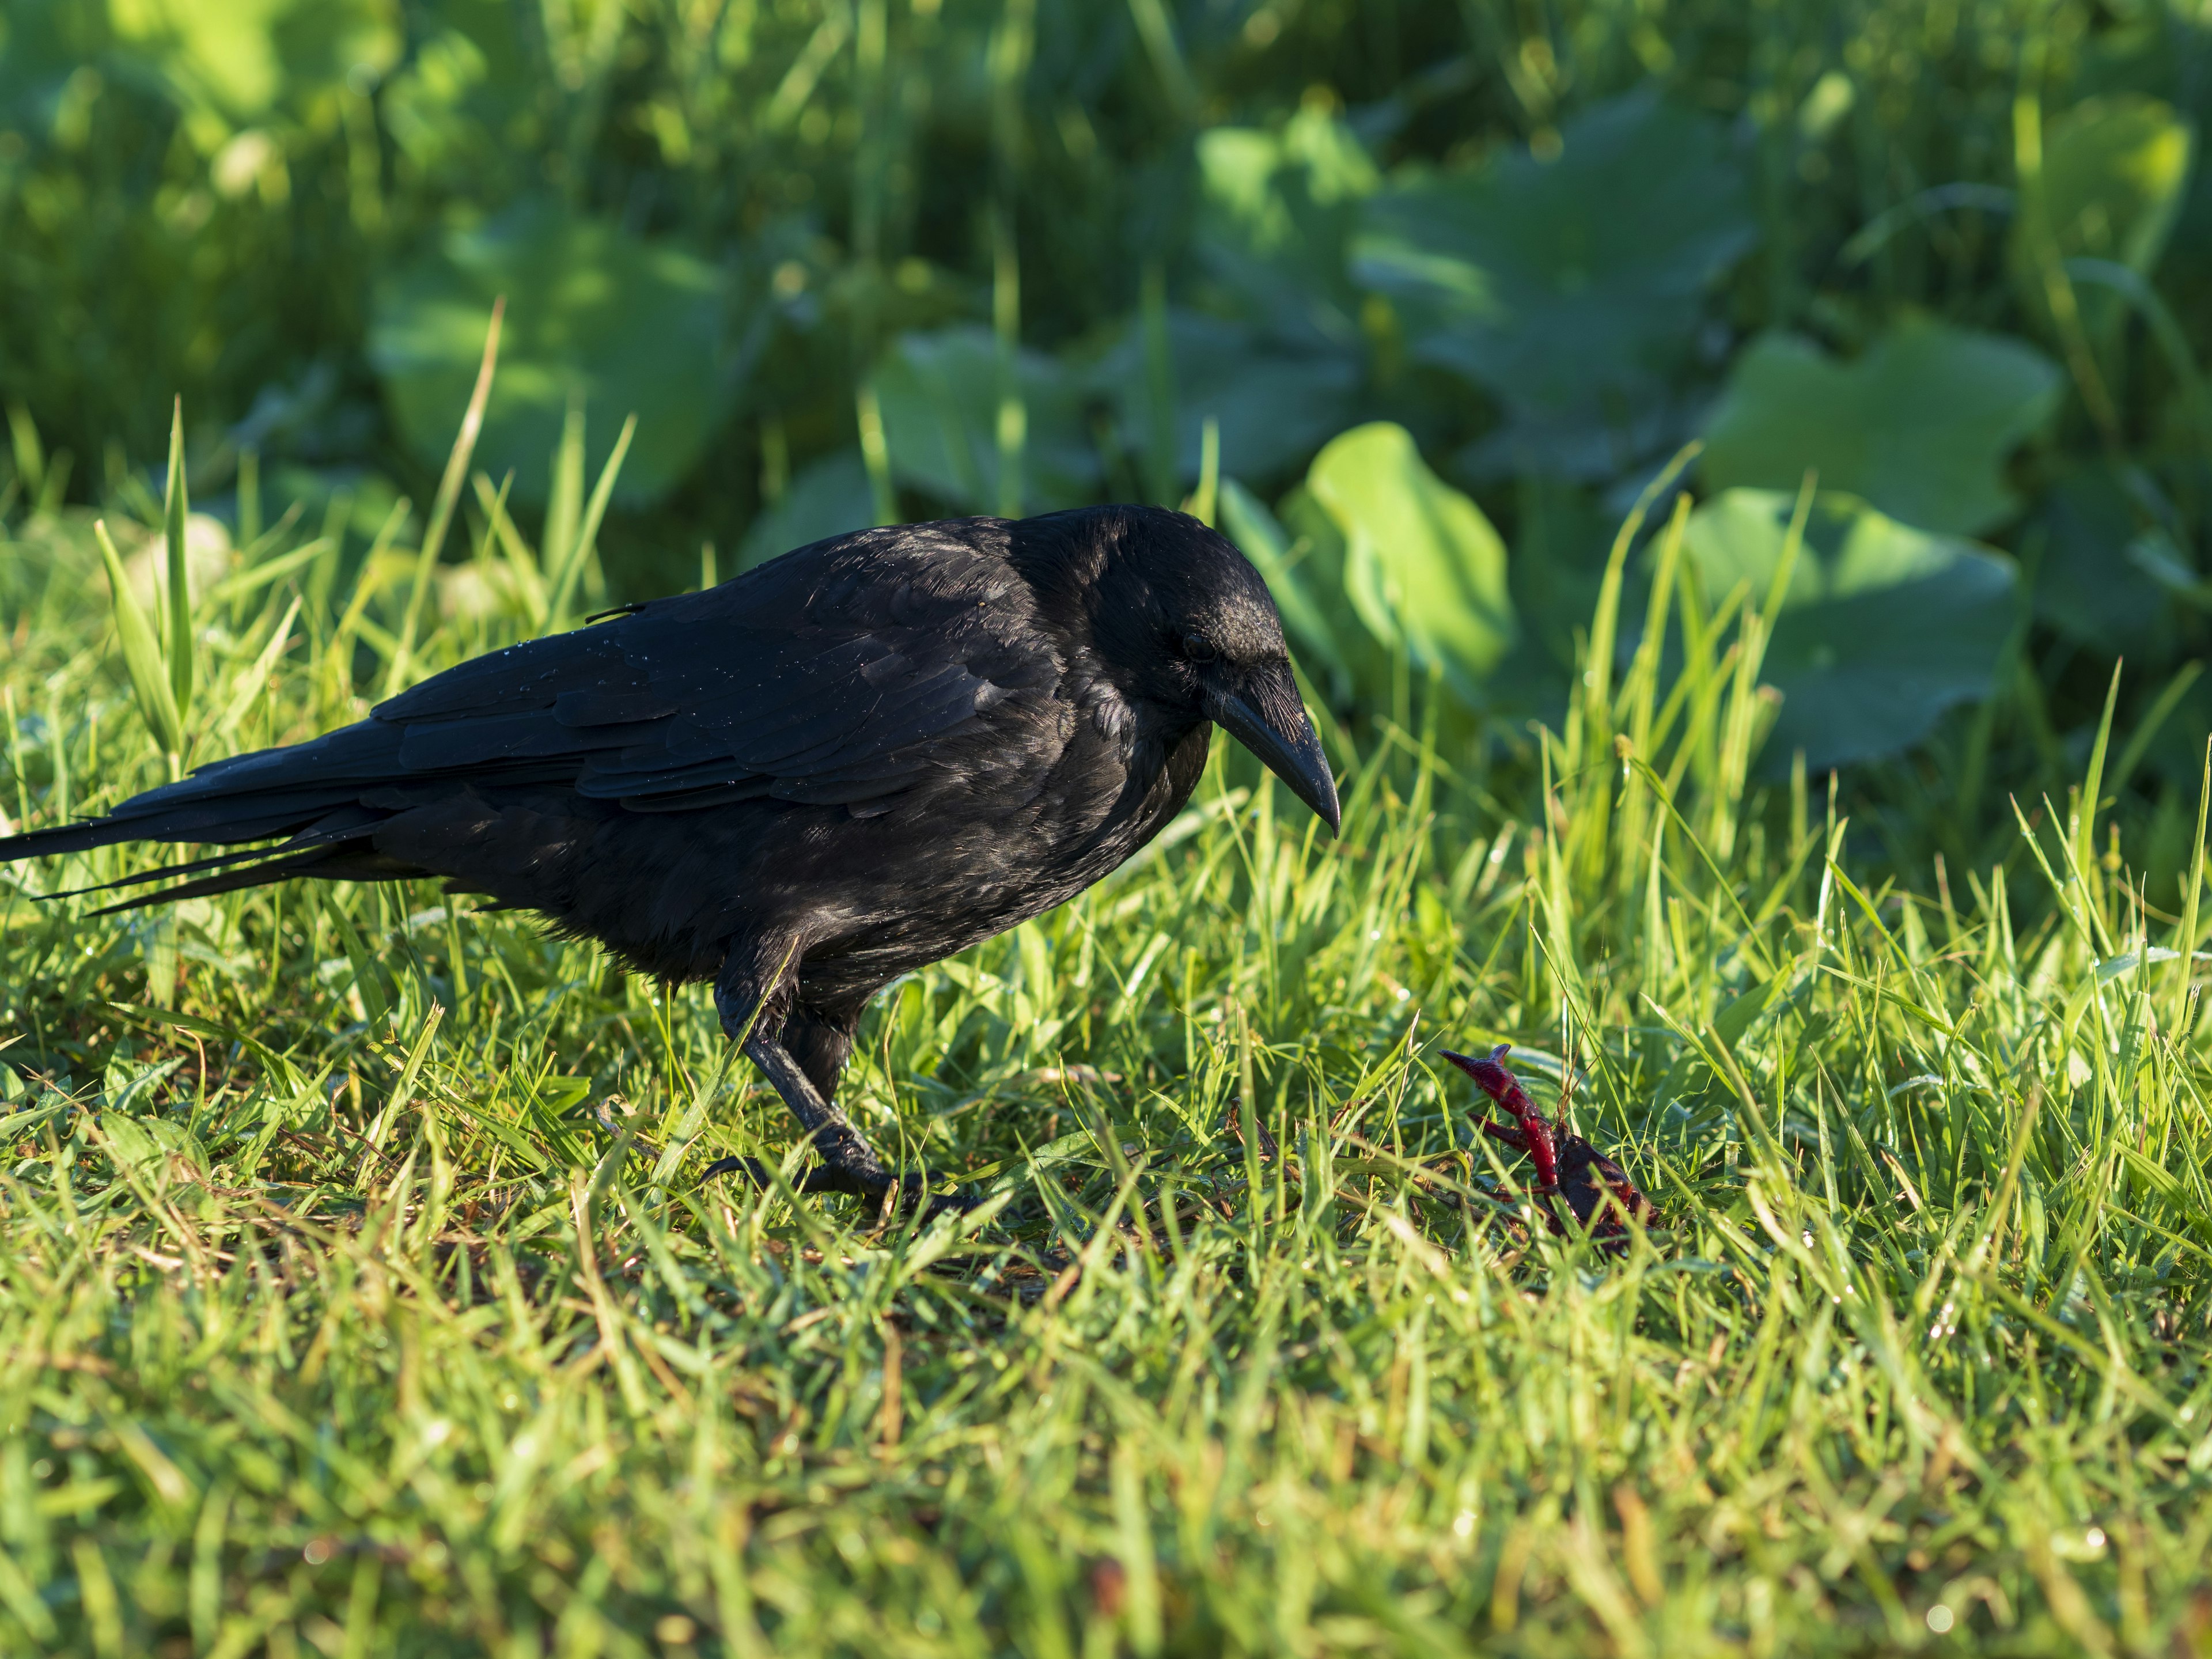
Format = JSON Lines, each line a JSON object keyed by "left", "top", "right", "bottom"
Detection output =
{"left": 1683, "top": 489, "right": 2018, "bottom": 769}
{"left": 369, "top": 199, "right": 734, "bottom": 507}
{"left": 1353, "top": 89, "right": 1753, "bottom": 479}
{"left": 1195, "top": 105, "right": 1378, "bottom": 349}
{"left": 2032, "top": 464, "right": 2173, "bottom": 654}
{"left": 107, "top": 0, "right": 402, "bottom": 127}
{"left": 1089, "top": 310, "right": 1359, "bottom": 487}
{"left": 376, "top": 1, "right": 541, "bottom": 187}
{"left": 1305, "top": 423, "right": 1514, "bottom": 692}
{"left": 1700, "top": 321, "right": 2062, "bottom": 536}
{"left": 869, "top": 327, "right": 1099, "bottom": 514}
{"left": 1506, "top": 476, "right": 1622, "bottom": 679}
{"left": 2018, "top": 96, "right": 2195, "bottom": 278}
{"left": 738, "top": 450, "right": 878, "bottom": 572}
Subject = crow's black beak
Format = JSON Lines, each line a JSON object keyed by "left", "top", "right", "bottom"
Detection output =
{"left": 1206, "top": 663, "right": 1342, "bottom": 836}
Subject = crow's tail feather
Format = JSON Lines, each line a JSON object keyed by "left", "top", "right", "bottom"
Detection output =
{"left": 0, "top": 814, "right": 160, "bottom": 863}
{"left": 0, "top": 717, "right": 412, "bottom": 868}
{"left": 84, "top": 843, "right": 428, "bottom": 915}
{"left": 32, "top": 818, "right": 415, "bottom": 911}
{"left": 0, "top": 720, "right": 435, "bottom": 911}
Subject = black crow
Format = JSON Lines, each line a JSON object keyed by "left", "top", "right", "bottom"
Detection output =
{"left": 2, "top": 507, "right": 1340, "bottom": 1203}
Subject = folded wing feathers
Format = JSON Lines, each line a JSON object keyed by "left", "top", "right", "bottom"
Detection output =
{"left": 2, "top": 567, "right": 1031, "bottom": 878}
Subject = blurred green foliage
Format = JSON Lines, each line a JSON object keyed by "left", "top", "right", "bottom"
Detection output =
{"left": 1681, "top": 489, "right": 2021, "bottom": 768}
{"left": 6, "top": 0, "right": 2212, "bottom": 835}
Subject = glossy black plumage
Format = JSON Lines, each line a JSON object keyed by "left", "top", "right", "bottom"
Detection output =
{"left": 2, "top": 506, "right": 1340, "bottom": 1202}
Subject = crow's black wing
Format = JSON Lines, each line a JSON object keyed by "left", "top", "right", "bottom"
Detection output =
{"left": 378, "top": 531, "right": 1054, "bottom": 813}
{"left": 0, "top": 524, "right": 1056, "bottom": 879}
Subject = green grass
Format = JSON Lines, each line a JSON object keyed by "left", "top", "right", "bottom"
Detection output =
{"left": 4, "top": 476, "right": 2212, "bottom": 1659}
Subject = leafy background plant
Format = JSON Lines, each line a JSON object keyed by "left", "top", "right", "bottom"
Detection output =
{"left": 7, "top": 0, "right": 2212, "bottom": 851}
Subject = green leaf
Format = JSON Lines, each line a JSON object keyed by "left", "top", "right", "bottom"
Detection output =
{"left": 1713, "top": 959, "right": 1797, "bottom": 1050}
{"left": 1089, "top": 309, "right": 1358, "bottom": 488}
{"left": 546, "top": 412, "right": 635, "bottom": 628}
{"left": 2031, "top": 464, "right": 2173, "bottom": 655}
{"left": 2015, "top": 95, "right": 2195, "bottom": 305}
{"left": 105, "top": 0, "right": 402, "bottom": 127}
{"left": 1272, "top": 484, "right": 1389, "bottom": 701}
{"left": 108, "top": 1002, "right": 305, "bottom": 1095}
{"left": 0, "top": 1, "right": 109, "bottom": 131}
{"left": 1195, "top": 105, "right": 1378, "bottom": 349}
{"left": 1304, "top": 423, "right": 1515, "bottom": 693}
{"left": 94, "top": 520, "right": 185, "bottom": 759}
{"left": 869, "top": 327, "right": 1100, "bottom": 513}
{"left": 162, "top": 399, "right": 192, "bottom": 726}
{"left": 1353, "top": 89, "right": 1754, "bottom": 479}
{"left": 369, "top": 199, "right": 736, "bottom": 507}
{"left": 1683, "top": 489, "right": 2018, "bottom": 769}
{"left": 537, "top": 1075, "right": 592, "bottom": 1114}
{"left": 1700, "top": 320, "right": 2062, "bottom": 536}
{"left": 738, "top": 450, "right": 878, "bottom": 572}
{"left": 542, "top": 394, "right": 586, "bottom": 589}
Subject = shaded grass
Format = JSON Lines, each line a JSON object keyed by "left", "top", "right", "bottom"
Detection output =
{"left": 3, "top": 485, "right": 2212, "bottom": 1657}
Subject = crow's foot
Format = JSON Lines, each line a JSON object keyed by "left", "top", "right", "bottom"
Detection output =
{"left": 700, "top": 1154, "right": 975, "bottom": 1218}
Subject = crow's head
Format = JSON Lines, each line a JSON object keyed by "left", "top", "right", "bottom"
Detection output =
{"left": 1065, "top": 506, "right": 1341, "bottom": 836}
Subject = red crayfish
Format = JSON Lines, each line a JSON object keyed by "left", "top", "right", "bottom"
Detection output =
{"left": 1441, "top": 1044, "right": 1657, "bottom": 1249}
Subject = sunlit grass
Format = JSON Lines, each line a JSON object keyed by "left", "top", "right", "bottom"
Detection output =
{"left": 3, "top": 463, "right": 2211, "bottom": 1657}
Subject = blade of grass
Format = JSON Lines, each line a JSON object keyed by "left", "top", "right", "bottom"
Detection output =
{"left": 546, "top": 413, "right": 637, "bottom": 631}
{"left": 162, "top": 399, "right": 193, "bottom": 733}
{"left": 385, "top": 297, "right": 503, "bottom": 696}
{"left": 94, "top": 518, "right": 185, "bottom": 764}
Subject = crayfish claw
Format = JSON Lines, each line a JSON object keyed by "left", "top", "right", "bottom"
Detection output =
{"left": 1479, "top": 1118, "right": 1531, "bottom": 1152}
{"left": 1443, "top": 1040, "right": 1659, "bottom": 1253}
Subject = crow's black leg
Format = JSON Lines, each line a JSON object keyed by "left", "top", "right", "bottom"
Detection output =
{"left": 700, "top": 940, "right": 953, "bottom": 1209}
{"left": 702, "top": 1038, "right": 954, "bottom": 1208}
{"left": 736, "top": 1029, "right": 896, "bottom": 1196}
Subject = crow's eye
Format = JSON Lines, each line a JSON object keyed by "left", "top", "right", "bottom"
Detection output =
{"left": 1181, "top": 632, "right": 1217, "bottom": 663}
